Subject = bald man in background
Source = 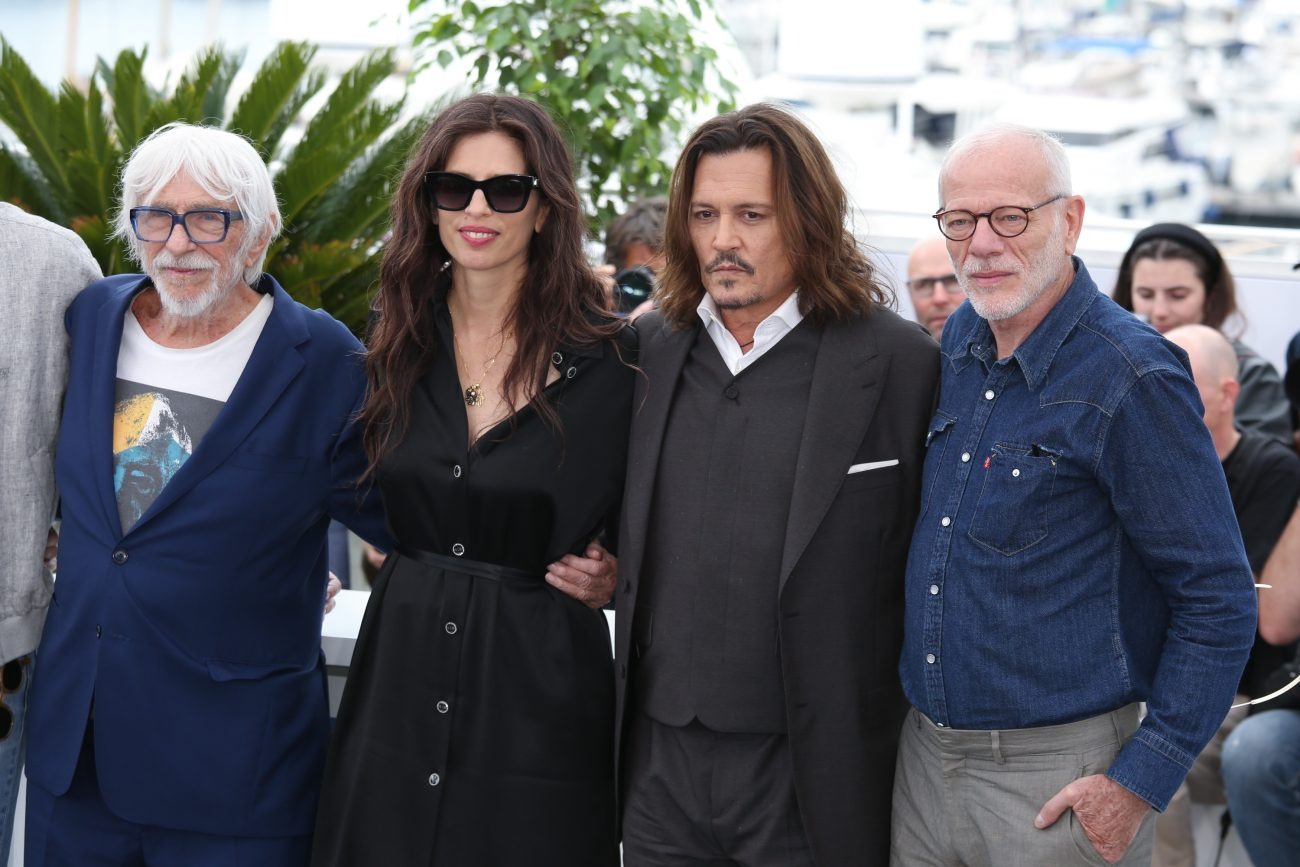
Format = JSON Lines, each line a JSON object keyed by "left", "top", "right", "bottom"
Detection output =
{"left": 1154, "top": 324, "right": 1300, "bottom": 867}
{"left": 904, "top": 236, "right": 965, "bottom": 342}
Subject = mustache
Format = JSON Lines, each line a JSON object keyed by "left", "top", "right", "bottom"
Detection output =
{"left": 153, "top": 250, "right": 217, "bottom": 271}
{"left": 961, "top": 258, "right": 1021, "bottom": 277}
{"left": 705, "top": 252, "right": 754, "bottom": 274}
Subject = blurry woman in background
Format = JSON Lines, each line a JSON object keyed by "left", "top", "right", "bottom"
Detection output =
{"left": 1113, "top": 222, "right": 1292, "bottom": 443}
{"left": 312, "top": 94, "right": 633, "bottom": 867}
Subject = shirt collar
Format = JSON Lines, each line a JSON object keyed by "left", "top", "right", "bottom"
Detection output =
{"left": 696, "top": 289, "right": 803, "bottom": 332}
{"left": 949, "top": 257, "right": 1099, "bottom": 391}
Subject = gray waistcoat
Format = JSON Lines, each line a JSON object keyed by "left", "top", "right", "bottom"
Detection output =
{"left": 634, "top": 321, "right": 819, "bottom": 733}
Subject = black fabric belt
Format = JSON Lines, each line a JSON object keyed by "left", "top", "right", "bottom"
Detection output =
{"left": 394, "top": 545, "right": 538, "bottom": 583}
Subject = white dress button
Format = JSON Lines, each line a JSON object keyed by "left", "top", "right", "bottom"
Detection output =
{"left": 445, "top": 622, "right": 457, "bottom": 635}
{"left": 437, "top": 700, "right": 450, "bottom": 714}
{"left": 961, "top": 452, "right": 971, "bottom": 463}
{"left": 984, "top": 389, "right": 995, "bottom": 400}
{"left": 451, "top": 543, "right": 465, "bottom": 556}
{"left": 428, "top": 772, "right": 441, "bottom": 786}
{"left": 453, "top": 464, "right": 462, "bottom": 478}
{"left": 940, "top": 516, "right": 952, "bottom": 527}
{"left": 926, "top": 653, "right": 936, "bottom": 664}
{"left": 929, "top": 584, "right": 939, "bottom": 595}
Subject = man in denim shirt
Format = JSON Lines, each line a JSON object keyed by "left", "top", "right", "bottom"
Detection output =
{"left": 890, "top": 124, "right": 1257, "bottom": 866}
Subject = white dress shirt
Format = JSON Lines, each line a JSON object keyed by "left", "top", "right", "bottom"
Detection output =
{"left": 696, "top": 290, "right": 804, "bottom": 375}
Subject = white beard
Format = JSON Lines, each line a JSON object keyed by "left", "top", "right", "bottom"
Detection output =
{"left": 959, "top": 216, "right": 1066, "bottom": 322}
{"left": 147, "top": 251, "right": 234, "bottom": 319}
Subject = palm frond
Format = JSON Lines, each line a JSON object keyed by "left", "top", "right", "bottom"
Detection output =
{"left": 152, "top": 45, "right": 241, "bottom": 127}
{"left": 296, "top": 49, "right": 397, "bottom": 147}
{"left": 0, "top": 145, "right": 61, "bottom": 218}
{"left": 105, "top": 48, "right": 155, "bottom": 150}
{"left": 276, "top": 99, "right": 403, "bottom": 231}
{"left": 227, "top": 42, "right": 320, "bottom": 152}
{"left": 298, "top": 111, "right": 428, "bottom": 245}
{"left": 58, "top": 79, "right": 118, "bottom": 216}
{"left": 0, "top": 37, "right": 68, "bottom": 203}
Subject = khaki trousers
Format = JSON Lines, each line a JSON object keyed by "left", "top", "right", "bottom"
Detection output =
{"left": 891, "top": 705, "right": 1154, "bottom": 867}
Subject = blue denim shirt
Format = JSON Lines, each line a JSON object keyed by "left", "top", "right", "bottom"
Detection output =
{"left": 900, "top": 259, "right": 1256, "bottom": 810}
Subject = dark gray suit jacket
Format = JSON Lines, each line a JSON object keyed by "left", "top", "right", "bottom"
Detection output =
{"left": 614, "top": 305, "right": 939, "bottom": 867}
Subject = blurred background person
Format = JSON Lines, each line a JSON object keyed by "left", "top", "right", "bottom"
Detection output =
{"left": 904, "top": 234, "right": 964, "bottom": 342}
{"left": 1113, "top": 222, "right": 1292, "bottom": 444}
{"left": 1154, "top": 324, "right": 1300, "bottom": 867}
{"left": 1223, "top": 502, "right": 1300, "bottom": 867}
{"left": 599, "top": 196, "right": 666, "bottom": 317}
{"left": 313, "top": 93, "right": 632, "bottom": 867}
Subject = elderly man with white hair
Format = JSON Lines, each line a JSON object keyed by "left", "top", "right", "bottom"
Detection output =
{"left": 22, "top": 123, "right": 388, "bottom": 866}
{"left": 891, "top": 124, "right": 1256, "bottom": 867}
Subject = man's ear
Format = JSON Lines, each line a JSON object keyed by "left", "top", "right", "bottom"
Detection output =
{"left": 1061, "top": 195, "right": 1086, "bottom": 256}
{"left": 243, "top": 217, "right": 277, "bottom": 270}
{"left": 1222, "top": 377, "right": 1241, "bottom": 405}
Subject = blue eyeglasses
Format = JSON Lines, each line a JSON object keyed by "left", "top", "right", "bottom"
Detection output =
{"left": 129, "top": 207, "right": 244, "bottom": 244}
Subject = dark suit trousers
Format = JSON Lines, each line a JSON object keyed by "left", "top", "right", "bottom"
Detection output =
{"left": 623, "top": 712, "right": 815, "bottom": 867}
{"left": 25, "top": 723, "right": 310, "bottom": 867}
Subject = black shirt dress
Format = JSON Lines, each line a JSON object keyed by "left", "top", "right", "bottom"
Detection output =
{"left": 312, "top": 306, "right": 635, "bottom": 867}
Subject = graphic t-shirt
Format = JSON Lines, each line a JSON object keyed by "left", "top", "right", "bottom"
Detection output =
{"left": 113, "top": 294, "right": 273, "bottom": 531}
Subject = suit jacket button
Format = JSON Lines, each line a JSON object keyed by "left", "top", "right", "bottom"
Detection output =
{"left": 111, "top": 549, "right": 128, "bottom": 565}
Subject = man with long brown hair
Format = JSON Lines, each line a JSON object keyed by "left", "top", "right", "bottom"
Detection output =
{"left": 612, "top": 102, "right": 938, "bottom": 865}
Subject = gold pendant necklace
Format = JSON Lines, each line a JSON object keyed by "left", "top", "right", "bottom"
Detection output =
{"left": 454, "top": 331, "right": 506, "bottom": 407}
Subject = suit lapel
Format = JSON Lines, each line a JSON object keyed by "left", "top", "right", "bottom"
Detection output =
{"left": 126, "top": 279, "right": 308, "bottom": 535}
{"left": 779, "top": 317, "right": 888, "bottom": 590}
{"left": 622, "top": 315, "right": 696, "bottom": 580}
{"left": 91, "top": 281, "right": 145, "bottom": 539}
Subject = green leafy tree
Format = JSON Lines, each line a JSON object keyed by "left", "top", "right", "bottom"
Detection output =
{"left": 0, "top": 39, "right": 429, "bottom": 334}
{"left": 410, "top": 0, "right": 739, "bottom": 229}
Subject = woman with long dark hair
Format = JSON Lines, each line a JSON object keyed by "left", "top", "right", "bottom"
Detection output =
{"left": 312, "top": 94, "right": 632, "bottom": 866}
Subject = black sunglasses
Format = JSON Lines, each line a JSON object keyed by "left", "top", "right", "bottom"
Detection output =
{"left": 423, "top": 172, "right": 540, "bottom": 214}
{"left": 0, "top": 656, "right": 28, "bottom": 741}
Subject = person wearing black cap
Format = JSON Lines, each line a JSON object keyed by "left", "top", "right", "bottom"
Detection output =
{"left": 1113, "top": 222, "right": 1292, "bottom": 444}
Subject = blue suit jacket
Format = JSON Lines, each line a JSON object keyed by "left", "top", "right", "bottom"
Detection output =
{"left": 27, "top": 274, "right": 389, "bottom": 838}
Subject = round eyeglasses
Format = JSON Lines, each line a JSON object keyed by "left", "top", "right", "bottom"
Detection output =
{"left": 933, "top": 195, "right": 1066, "bottom": 242}
{"left": 424, "top": 172, "right": 541, "bottom": 214}
{"left": 129, "top": 207, "right": 244, "bottom": 244}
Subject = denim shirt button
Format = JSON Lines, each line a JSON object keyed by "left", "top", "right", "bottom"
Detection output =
{"left": 1012, "top": 468, "right": 1021, "bottom": 477}
{"left": 941, "top": 516, "right": 952, "bottom": 527}
{"left": 961, "top": 452, "right": 971, "bottom": 462}
{"left": 930, "top": 584, "right": 939, "bottom": 595}
{"left": 984, "top": 389, "right": 995, "bottom": 400}
{"left": 926, "top": 653, "right": 936, "bottom": 664}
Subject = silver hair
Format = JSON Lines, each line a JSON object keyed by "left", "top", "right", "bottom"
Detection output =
{"left": 113, "top": 122, "right": 281, "bottom": 285}
{"left": 937, "top": 122, "right": 1073, "bottom": 206}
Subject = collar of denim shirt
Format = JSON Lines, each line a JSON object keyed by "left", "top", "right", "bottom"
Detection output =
{"left": 946, "top": 257, "right": 1101, "bottom": 392}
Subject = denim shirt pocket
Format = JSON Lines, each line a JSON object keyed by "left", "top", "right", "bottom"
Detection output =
{"left": 919, "top": 410, "right": 958, "bottom": 518}
{"left": 968, "top": 442, "right": 1059, "bottom": 556}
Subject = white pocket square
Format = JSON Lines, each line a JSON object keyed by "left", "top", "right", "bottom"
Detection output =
{"left": 847, "top": 459, "right": 899, "bottom": 474}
